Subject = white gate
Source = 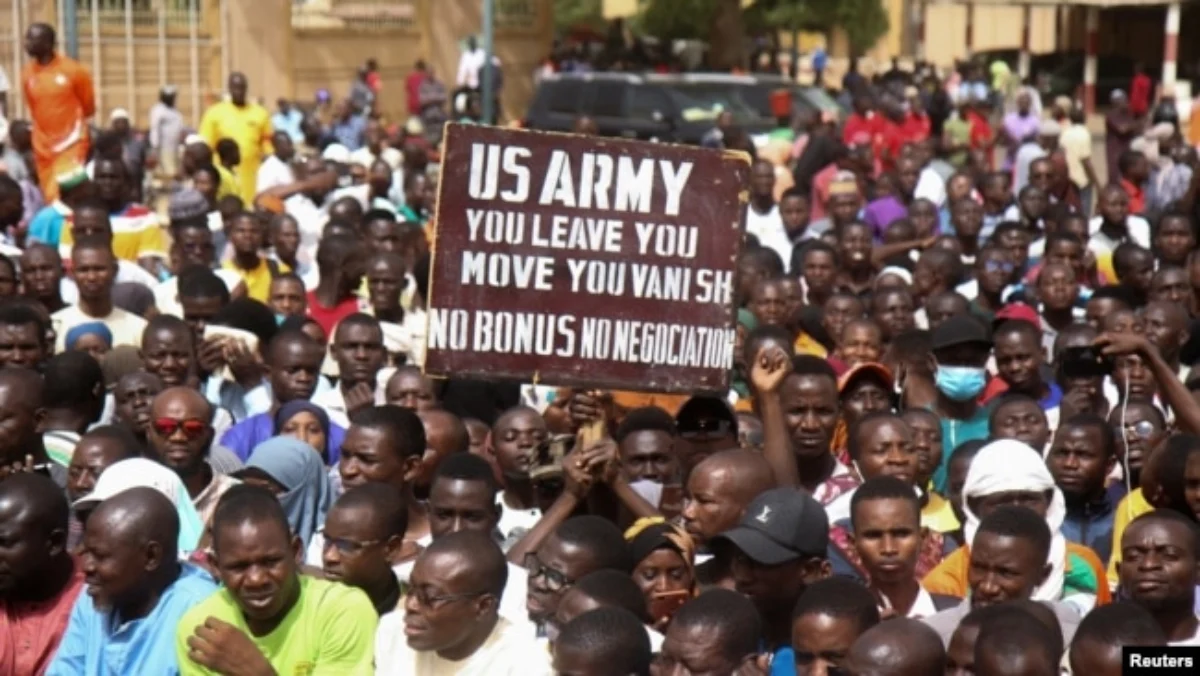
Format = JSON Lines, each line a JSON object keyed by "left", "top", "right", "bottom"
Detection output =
{"left": 1, "top": 0, "right": 225, "bottom": 127}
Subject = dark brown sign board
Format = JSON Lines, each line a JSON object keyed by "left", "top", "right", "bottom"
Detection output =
{"left": 423, "top": 123, "right": 750, "bottom": 394}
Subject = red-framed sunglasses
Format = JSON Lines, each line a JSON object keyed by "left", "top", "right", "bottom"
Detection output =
{"left": 152, "top": 417, "right": 209, "bottom": 439}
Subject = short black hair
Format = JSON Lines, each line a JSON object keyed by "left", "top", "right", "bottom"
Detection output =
{"left": 1117, "top": 149, "right": 1146, "bottom": 175}
{"left": 573, "top": 569, "right": 651, "bottom": 623}
{"left": 847, "top": 411, "right": 904, "bottom": 463}
{"left": 988, "top": 393, "right": 1044, "bottom": 431}
{"left": 850, "top": 475, "right": 920, "bottom": 530}
{"left": 949, "top": 438, "right": 988, "bottom": 466}
{"left": 741, "top": 246, "right": 784, "bottom": 277}
{"left": 332, "top": 482, "right": 408, "bottom": 539}
{"left": 791, "top": 576, "right": 881, "bottom": 633}
{"left": 1071, "top": 601, "right": 1166, "bottom": 649}
{"left": 975, "top": 505, "right": 1052, "bottom": 562}
{"left": 212, "top": 298, "right": 277, "bottom": 351}
{"left": 672, "top": 589, "right": 762, "bottom": 665}
{"left": 332, "top": 313, "right": 382, "bottom": 343}
{"left": 177, "top": 264, "right": 232, "bottom": 303}
{"left": 78, "top": 425, "right": 145, "bottom": 461}
{"left": 348, "top": 405, "right": 427, "bottom": 461}
{"left": 975, "top": 608, "right": 1061, "bottom": 676}
{"left": 43, "top": 351, "right": 104, "bottom": 411}
{"left": 212, "top": 484, "right": 292, "bottom": 551}
{"left": 1044, "top": 230, "right": 1083, "bottom": 252}
{"left": 885, "top": 329, "right": 933, "bottom": 374}
{"left": 433, "top": 452, "right": 499, "bottom": 494}
{"left": 793, "top": 240, "right": 840, "bottom": 275}
{"left": 790, "top": 354, "right": 838, "bottom": 387}
{"left": 361, "top": 208, "right": 398, "bottom": 228}
{"left": 316, "top": 234, "right": 363, "bottom": 274}
{"left": 1057, "top": 412, "right": 1116, "bottom": 458}
{"left": 556, "top": 608, "right": 651, "bottom": 676}
{"left": 614, "top": 406, "right": 677, "bottom": 443}
{"left": 191, "top": 162, "right": 221, "bottom": 188}
{"left": 1089, "top": 284, "right": 1138, "bottom": 308}
{"left": 554, "top": 515, "right": 634, "bottom": 574}
{"left": 992, "top": 318, "right": 1041, "bottom": 344}
{"left": 745, "top": 324, "right": 796, "bottom": 364}
{"left": 1125, "top": 509, "right": 1200, "bottom": 555}
{"left": 0, "top": 301, "right": 49, "bottom": 338}
{"left": 917, "top": 247, "right": 964, "bottom": 283}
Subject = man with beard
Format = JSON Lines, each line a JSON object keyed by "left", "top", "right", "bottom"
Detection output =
{"left": 177, "top": 485, "right": 376, "bottom": 674}
{"left": 49, "top": 488, "right": 216, "bottom": 673}
{"left": 147, "top": 387, "right": 241, "bottom": 529}
{"left": 1117, "top": 510, "right": 1200, "bottom": 645}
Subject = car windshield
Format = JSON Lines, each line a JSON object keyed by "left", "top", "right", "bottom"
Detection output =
{"left": 663, "top": 83, "right": 760, "bottom": 122}
{"left": 797, "top": 87, "right": 841, "bottom": 114}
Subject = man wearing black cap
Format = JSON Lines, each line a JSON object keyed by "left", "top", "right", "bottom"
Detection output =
{"left": 675, "top": 394, "right": 739, "bottom": 477}
{"left": 929, "top": 314, "right": 993, "bottom": 493}
{"left": 713, "top": 487, "right": 831, "bottom": 673}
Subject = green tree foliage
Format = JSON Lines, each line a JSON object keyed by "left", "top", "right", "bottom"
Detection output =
{"left": 554, "top": 0, "right": 604, "bottom": 33}
{"left": 755, "top": 0, "right": 890, "bottom": 54}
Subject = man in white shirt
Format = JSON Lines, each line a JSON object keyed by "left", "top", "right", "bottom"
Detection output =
{"left": 310, "top": 314, "right": 390, "bottom": 428}
{"left": 456, "top": 36, "right": 487, "bottom": 90}
{"left": 745, "top": 159, "right": 792, "bottom": 267}
{"left": 0, "top": 64, "right": 9, "bottom": 119}
{"left": 375, "top": 531, "right": 549, "bottom": 676}
{"left": 52, "top": 237, "right": 148, "bottom": 350}
{"left": 1088, "top": 184, "right": 1151, "bottom": 256}
{"left": 255, "top": 130, "right": 296, "bottom": 195}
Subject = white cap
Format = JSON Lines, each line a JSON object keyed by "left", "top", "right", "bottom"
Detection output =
{"left": 0, "top": 116, "right": 8, "bottom": 146}
{"left": 110, "top": 108, "right": 130, "bottom": 121}
{"left": 73, "top": 457, "right": 191, "bottom": 509}
{"left": 1037, "top": 120, "right": 1062, "bottom": 136}
{"left": 321, "top": 143, "right": 351, "bottom": 164}
{"left": 184, "top": 133, "right": 206, "bottom": 146}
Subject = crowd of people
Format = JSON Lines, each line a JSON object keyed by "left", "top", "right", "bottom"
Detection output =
{"left": 3, "top": 16, "right": 1200, "bottom": 676}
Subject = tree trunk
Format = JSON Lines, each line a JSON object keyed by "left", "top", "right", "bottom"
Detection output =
{"left": 707, "top": 0, "right": 744, "bottom": 70}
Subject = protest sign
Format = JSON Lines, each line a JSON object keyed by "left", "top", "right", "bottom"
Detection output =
{"left": 424, "top": 123, "right": 750, "bottom": 393}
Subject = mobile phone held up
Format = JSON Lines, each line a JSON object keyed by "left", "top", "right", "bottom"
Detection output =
{"left": 1059, "top": 346, "right": 1113, "bottom": 379}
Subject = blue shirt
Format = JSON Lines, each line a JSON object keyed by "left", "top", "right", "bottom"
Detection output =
{"left": 770, "top": 646, "right": 796, "bottom": 675}
{"left": 329, "top": 116, "right": 366, "bottom": 151}
{"left": 28, "top": 202, "right": 70, "bottom": 247}
{"left": 271, "top": 109, "right": 304, "bottom": 142}
{"left": 221, "top": 411, "right": 345, "bottom": 464}
{"left": 1061, "top": 491, "right": 1118, "bottom": 565}
{"left": 47, "top": 564, "right": 217, "bottom": 676}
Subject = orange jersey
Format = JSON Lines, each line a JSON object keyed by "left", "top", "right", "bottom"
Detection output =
{"left": 22, "top": 54, "right": 96, "bottom": 158}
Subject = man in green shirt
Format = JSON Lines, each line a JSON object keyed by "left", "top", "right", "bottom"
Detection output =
{"left": 176, "top": 484, "right": 377, "bottom": 675}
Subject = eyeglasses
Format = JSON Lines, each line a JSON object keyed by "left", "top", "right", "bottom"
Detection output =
{"left": 405, "top": 585, "right": 485, "bottom": 609}
{"left": 320, "top": 531, "right": 382, "bottom": 556}
{"left": 151, "top": 417, "right": 209, "bottom": 439}
{"left": 524, "top": 552, "right": 575, "bottom": 592}
{"left": 984, "top": 260, "right": 1015, "bottom": 274}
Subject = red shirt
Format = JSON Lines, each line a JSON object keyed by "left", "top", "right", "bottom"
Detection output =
{"left": 1130, "top": 74, "right": 1152, "bottom": 117}
{"left": 1120, "top": 178, "right": 1146, "bottom": 215}
{"left": 902, "top": 112, "right": 931, "bottom": 144}
{"left": 405, "top": 71, "right": 426, "bottom": 115}
{"left": 842, "top": 113, "right": 878, "bottom": 146}
{"left": 306, "top": 292, "right": 361, "bottom": 337}
{"left": 876, "top": 117, "right": 906, "bottom": 173}
{"left": 0, "top": 563, "right": 85, "bottom": 676}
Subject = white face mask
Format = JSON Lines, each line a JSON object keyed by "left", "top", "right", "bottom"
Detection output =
{"left": 629, "top": 479, "right": 664, "bottom": 508}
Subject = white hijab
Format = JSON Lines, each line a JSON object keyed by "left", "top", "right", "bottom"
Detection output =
{"left": 962, "top": 439, "right": 1067, "bottom": 604}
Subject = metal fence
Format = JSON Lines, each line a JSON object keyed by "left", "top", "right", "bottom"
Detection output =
{"left": 2, "top": 0, "right": 223, "bottom": 126}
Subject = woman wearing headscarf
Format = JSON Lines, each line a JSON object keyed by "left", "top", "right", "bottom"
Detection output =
{"left": 236, "top": 437, "right": 333, "bottom": 549}
{"left": 65, "top": 321, "right": 113, "bottom": 361}
{"left": 624, "top": 517, "right": 697, "bottom": 630}
{"left": 274, "top": 399, "right": 333, "bottom": 462}
{"left": 74, "top": 457, "right": 206, "bottom": 557}
{"left": 921, "top": 439, "right": 1111, "bottom": 613}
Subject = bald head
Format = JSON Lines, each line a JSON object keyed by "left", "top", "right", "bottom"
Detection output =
{"left": 0, "top": 472, "right": 68, "bottom": 537}
{"left": 0, "top": 367, "right": 45, "bottom": 407}
{"left": 419, "top": 408, "right": 469, "bottom": 456}
{"left": 694, "top": 449, "right": 775, "bottom": 503}
{"left": 88, "top": 486, "right": 180, "bottom": 552}
{"left": 847, "top": 618, "right": 946, "bottom": 675}
{"left": 150, "top": 385, "right": 213, "bottom": 421}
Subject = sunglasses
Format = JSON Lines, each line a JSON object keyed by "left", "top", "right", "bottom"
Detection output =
{"left": 152, "top": 417, "right": 209, "bottom": 439}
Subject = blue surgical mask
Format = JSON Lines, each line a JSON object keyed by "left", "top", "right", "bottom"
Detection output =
{"left": 275, "top": 313, "right": 288, "bottom": 326}
{"left": 935, "top": 365, "right": 987, "bottom": 402}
